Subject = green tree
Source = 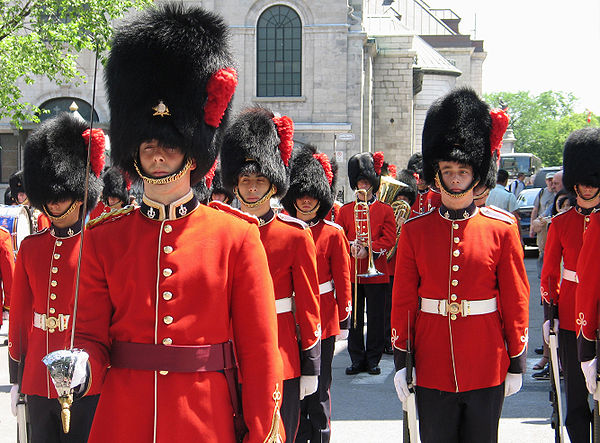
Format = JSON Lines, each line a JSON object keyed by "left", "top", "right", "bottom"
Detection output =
{"left": 483, "top": 91, "right": 599, "bottom": 166}
{"left": 0, "top": 0, "right": 151, "bottom": 127}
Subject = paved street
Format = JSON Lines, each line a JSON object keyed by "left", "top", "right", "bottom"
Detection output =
{"left": 0, "top": 252, "right": 574, "bottom": 442}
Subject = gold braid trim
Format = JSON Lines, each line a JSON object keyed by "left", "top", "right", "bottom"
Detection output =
{"left": 264, "top": 383, "right": 282, "bottom": 443}
{"left": 134, "top": 158, "right": 193, "bottom": 185}
{"left": 234, "top": 185, "right": 277, "bottom": 209}
{"left": 86, "top": 205, "right": 136, "bottom": 229}
{"left": 43, "top": 200, "right": 79, "bottom": 222}
{"left": 434, "top": 172, "right": 479, "bottom": 200}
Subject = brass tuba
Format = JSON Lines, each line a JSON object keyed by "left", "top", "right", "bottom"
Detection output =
{"left": 377, "top": 175, "right": 412, "bottom": 260}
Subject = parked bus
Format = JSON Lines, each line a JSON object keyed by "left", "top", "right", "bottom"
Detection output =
{"left": 500, "top": 153, "right": 542, "bottom": 179}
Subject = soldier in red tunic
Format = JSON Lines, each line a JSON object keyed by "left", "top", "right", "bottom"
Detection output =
{"left": 549, "top": 128, "right": 600, "bottom": 442}
{"left": 336, "top": 152, "right": 396, "bottom": 375}
{"left": 89, "top": 167, "right": 132, "bottom": 220}
{"left": 220, "top": 108, "right": 321, "bottom": 442}
{"left": 392, "top": 88, "right": 529, "bottom": 442}
{"left": 280, "top": 144, "right": 352, "bottom": 443}
{"left": 9, "top": 112, "right": 105, "bottom": 442}
{"left": 407, "top": 153, "right": 430, "bottom": 216}
{"left": 72, "top": 6, "right": 284, "bottom": 443}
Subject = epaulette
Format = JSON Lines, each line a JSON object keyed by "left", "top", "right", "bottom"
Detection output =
{"left": 323, "top": 219, "right": 343, "bottom": 231}
{"left": 86, "top": 205, "right": 136, "bottom": 229}
{"left": 486, "top": 205, "right": 517, "bottom": 222}
{"left": 552, "top": 206, "right": 574, "bottom": 220}
{"left": 404, "top": 208, "right": 435, "bottom": 224}
{"left": 277, "top": 213, "right": 308, "bottom": 229}
{"left": 208, "top": 201, "right": 259, "bottom": 226}
{"left": 28, "top": 227, "right": 49, "bottom": 237}
{"left": 480, "top": 206, "right": 515, "bottom": 224}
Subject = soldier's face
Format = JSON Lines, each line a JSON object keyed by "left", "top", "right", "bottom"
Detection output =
{"left": 211, "top": 192, "right": 229, "bottom": 203}
{"left": 139, "top": 140, "right": 186, "bottom": 178}
{"left": 46, "top": 198, "right": 80, "bottom": 217}
{"left": 577, "top": 184, "right": 599, "bottom": 200}
{"left": 295, "top": 195, "right": 319, "bottom": 213}
{"left": 237, "top": 173, "right": 273, "bottom": 202}
{"left": 438, "top": 161, "right": 474, "bottom": 193}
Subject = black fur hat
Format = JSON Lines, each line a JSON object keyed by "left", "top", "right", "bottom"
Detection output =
{"left": 106, "top": 3, "right": 237, "bottom": 185}
{"left": 422, "top": 88, "right": 495, "bottom": 184}
{"left": 407, "top": 153, "right": 423, "bottom": 178}
{"left": 563, "top": 127, "right": 600, "bottom": 192}
{"left": 220, "top": 107, "right": 293, "bottom": 198}
{"left": 23, "top": 112, "right": 104, "bottom": 212}
{"left": 102, "top": 167, "right": 130, "bottom": 204}
{"left": 395, "top": 169, "right": 418, "bottom": 206}
{"left": 348, "top": 151, "right": 384, "bottom": 194}
{"left": 9, "top": 170, "right": 24, "bottom": 198}
{"left": 210, "top": 169, "right": 234, "bottom": 203}
{"left": 281, "top": 144, "right": 335, "bottom": 219}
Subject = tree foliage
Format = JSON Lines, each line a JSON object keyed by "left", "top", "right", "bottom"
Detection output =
{"left": 483, "top": 91, "right": 599, "bottom": 166}
{"left": 0, "top": 0, "right": 151, "bottom": 127}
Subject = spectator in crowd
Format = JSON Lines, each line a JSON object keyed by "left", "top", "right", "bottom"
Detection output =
{"left": 509, "top": 172, "right": 526, "bottom": 196}
{"left": 486, "top": 169, "right": 518, "bottom": 214}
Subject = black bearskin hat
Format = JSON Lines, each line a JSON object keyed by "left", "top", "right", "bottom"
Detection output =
{"left": 422, "top": 87, "right": 508, "bottom": 185}
{"left": 563, "top": 127, "right": 600, "bottom": 192}
{"left": 348, "top": 151, "right": 384, "bottom": 194}
{"left": 281, "top": 144, "right": 335, "bottom": 220}
{"left": 220, "top": 107, "right": 293, "bottom": 198}
{"left": 23, "top": 113, "right": 104, "bottom": 212}
{"left": 210, "top": 169, "right": 234, "bottom": 203}
{"left": 102, "top": 167, "right": 130, "bottom": 204}
{"left": 395, "top": 169, "right": 418, "bottom": 206}
{"left": 4, "top": 188, "right": 15, "bottom": 205}
{"left": 9, "top": 170, "right": 24, "bottom": 198}
{"left": 407, "top": 153, "right": 423, "bottom": 177}
{"left": 106, "top": 3, "right": 237, "bottom": 185}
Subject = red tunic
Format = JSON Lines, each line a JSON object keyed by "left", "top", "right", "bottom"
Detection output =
{"left": 0, "top": 226, "right": 14, "bottom": 316}
{"left": 391, "top": 206, "right": 529, "bottom": 392}
{"left": 336, "top": 199, "right": 396, "bottom": 285}
{"left": 323, "top": 201, "right": 342, "bottom": 223}
{"left": 541, "top": 207, "right": 589, "bottom": 331}
{"left": 427, "top": 188, "right": 442, "bottom": 210}
{"left": 259, "top": 212, "right": 321, "bottom": 380}
{"left": 75, "top": 200, "right": 284, "bottom": 443}
{"left": 88, "top": 201, "right": 112, "bottom": 220}
{"left": 36, "top": 212, "right": 51, "bottom": 232}
{"left": 8, "top": 225, "right": 86, "bottom": 397}
{"left": 309, "top": 219, "right": 352, "bottom": 338}
{"left": 411, "top": 190, "right": 430, "bottom": 215}
{"left": 575, "top": 211, "right": 600, "bottom": 351}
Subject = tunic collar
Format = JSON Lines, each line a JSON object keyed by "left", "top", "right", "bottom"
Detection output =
{"left": 50, "top": 219, "right": 82, "bottom": 238}
{"left": 257, "top": 208, "right": 275, "bottom": 227}
{"left": 140, "top": 190, "right": 198, "bottom": 221}
{"left": 439, "top": 202, "right": 477, "bottom": 221}
{"left": 576, "top": 204, "right": 600, "bottom": 216}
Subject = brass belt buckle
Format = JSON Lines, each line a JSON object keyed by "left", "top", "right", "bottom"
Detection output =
{"left": 45, "top": 315, "right": 59, "bottom": 333}
{"left": 448, "top": 302, "right": 461, "bottom": 320}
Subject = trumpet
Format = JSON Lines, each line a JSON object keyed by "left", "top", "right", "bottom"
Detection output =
{"left": 386, "top": 199, "right": 411, "bottom": 260}
{"left": 353, "top": 189, "right": 384, "bottom": 327}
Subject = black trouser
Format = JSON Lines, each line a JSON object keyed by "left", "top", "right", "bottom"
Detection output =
{"left": 348, "top": 283, "right": 386, "bottom": 369}
{"left": 384, "top": 276, "right": 394, "bottom": 347}
{"left": 282, "top": 377, "right": 301, "bottom": 443}
{"left": 28, "top": 394, "right": 99, "bottom": 443}
{"left": 559, "top": 328, "right": 592, "bottom": 443}
{"left": 296, "top": 336, "right": 335, "bottom": 443}
{"left": 416, "top": 384, "right": 504, "bottom": 443}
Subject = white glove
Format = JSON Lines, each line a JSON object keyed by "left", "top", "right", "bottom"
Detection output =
{"left": 394, "top": 368, "right": 416, "bottom": 403}
{"left": 504, "top": 373, "right": 522, "bottom": 397}
{"left": 581, "top": 359, "right": 598, "bottom": 398}
{"left": 336, "top": 329, "right": 349, "bottom": 341}
{"left": 10, "top": 384, "right": 19, "bottom": 417}
{"left": 70, "top": 353, "right": 89, "bottom": 389}
{"left": 299, "top": 375, "right": 319, "bottom": 400}
{"left": 543, "top": 319, "right": 560, "bottom": 345}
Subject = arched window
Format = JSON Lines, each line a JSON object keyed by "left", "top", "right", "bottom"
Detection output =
{"left": 257, "top": 5, "right": 302, "bottom": 97}
{"left": 38, "top": 97, "right": 99, "bottom": 123}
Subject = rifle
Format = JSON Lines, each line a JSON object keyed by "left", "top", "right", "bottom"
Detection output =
{"left": 403, "top": 313, "right": 418, "bottom": 443}
{"left": 548, "top": 300, "right": 564, "bottom": 442}
{"left": 594, "top": 301, "right": 600, "bottom": 442}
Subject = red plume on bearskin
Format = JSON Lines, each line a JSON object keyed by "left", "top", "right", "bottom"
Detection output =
{"left": 388, "top": 163, "right": 397, "bottom": 179}
{"left": 489, "top": 109, "right": 509, "bottom": 159}
{"left": 272, "top": 116, "right": 294, "bottom": 166}
{"left": 204, "top": 68, "right": 238, "bottom": 128}
{"left": 373, "top": 151, "right": 384, "bottom": 175}
{"left": 82, "top": 128, "right": 106, "bottom": 178}
{"left": 123, "top": 170, "right": 132, "bottom": 191}
{"left": 313, "top": 153, "right": 333, "bottom": 185}
{"left": 204, "top": 159, "right": 218, "bottom": 189}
